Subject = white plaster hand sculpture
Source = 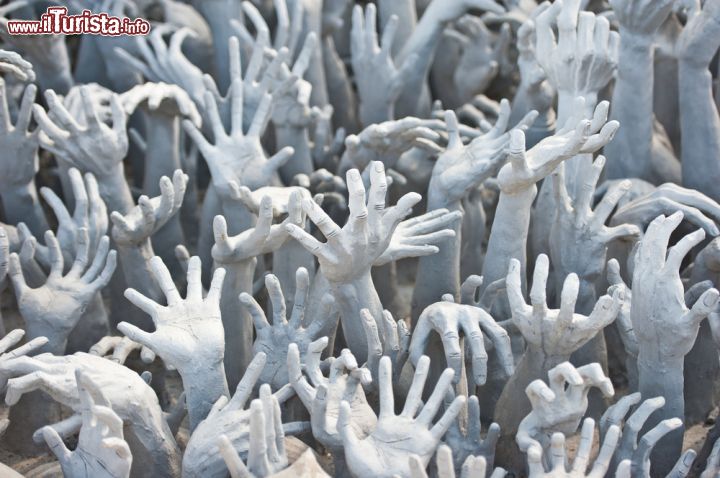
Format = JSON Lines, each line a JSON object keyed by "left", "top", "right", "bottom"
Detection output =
{"left": 182, "top": 353, "right": 296, "bottom": 478}
{"left": 604, "top": 0, "right": 675, "bottom": 181}
{"left": 285, "top": 161, "right": 422, "bottom": 361}
{"left": 37, "top": 167, "right": 108, "bottom": 267}
{"left": 217, "top": 385, "right": 289, "bottom": 478}
{"left": 288, "top": 338, "right": 376, "bottom": 456}
{"left": 360, "top": 308, "right": 411, "bottom": 391}
{"left": 0, "top": 49, "right": 35, "bottom": 82}
{"left": 599, "top": 393, "right": 686, "bottom": 477}
{"left": 550, "top": 157, "right": 640, "bottom": 302}
{"left": 481, "top": 100, "right": 620, "bottom": 304}
{"left": 629, "top": 212, "right": 720, "bottom": 473}
{"left": 495, "top": 254, "right": 621, "bottom": 447}
{"left": 0, "top": 329, "right": 48, "bottom": 391}
{"left": 41, "top": 370, "right": 132, "bottom": 478}
{"left": 114, "top": 27, "right": 207, "bottom": 109}
{"left": 409, "top": 299, "right": 515, "bottom": 386}
{"left": 516, "top": 361, "right": 615, "bottom": 453}
{"left": 110, "top": 170, "right": 188, "bottom": 247}
{"left": 0, "top": 80, "right": 45, "bottom": 235}
{"left": 89, "top": 336, "right": 156, "bottom": 365}
{"left": 212, "top": 191, "right": 305, "bottom": 387}
{"left": 117, "top": 255, "right": 228, "bottom": 431}
{"left": 121, "top": 81, "right": 202, "bottom": 128}
{"left": 351, "top": 4, "right": 418, "bottom": 126}
{"left": 183, "top": 65, "right": 294, "bottom": 195}
{"left": 243, "top": 269, "right": 337, "bottom": 390}
{"left": 442, "top": 391, "right": 502, "bottom": 473}
{"left": 336, "top": 355, "right": 466, "bottom": 478}
{"left": 6, "top": 229, "right": 116, "bottom": 354}
{"left": 374, "top": 208, "right": 462, "bottom": 266}
{"left": 610, "top": 184, "right": 720, "bottom": 238}
{"left": 408, "top": 444, "right": 507, "bottom": 478}
{"left": 110, "top": 170, "right": 188, "bottom": 309}
{"left": 339, "top": 116, "right": 444, "bottom": 174}
{"left": 413, "top": 102, "right": 538, "bottom": 319}
{"left": 534, "top": 0, "right": 619, "bottom": 120}
{"left": 0, "top": 352, "right": 181, "bottom": 477}
{"left": 525, "top": 417, "right": 621, "bottom": 477}
{"left": 33, "top": 86, "right": 128, "bottom": 180}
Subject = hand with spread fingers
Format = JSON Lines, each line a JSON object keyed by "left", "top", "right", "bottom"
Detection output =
{"left": 337, "top": 355, "right": 466, "bottom": 478}
{"left": 287, "top": 338, "right": 376, "bottom": 454}
{"left": 33, "top": 86, "right": 128, "bottom": 180}
{"left": 243, "top": 269, "right": 338, "bottom": 390}
{"left": 0, "top": 79, "right": 38, "bottom": 190}
{"left": 351, "top": 4, "right": 419, "bottom": 125}
{"left": 629, "top": 212, "right": 720, "bottom": 472}
{"left": 6, "top": 229, "right": 116, "bottom": 354}
{"left": 89, "top": 335, "right": 156, "bottom": 365}
{"left": 118, "top": 255, "right": 228, "bottom": 430}
{"left": 516, "top": 361, "right": 614, "bottom": 453}
{"left": 41, "top": 370, "right": 132, "bottom": 478}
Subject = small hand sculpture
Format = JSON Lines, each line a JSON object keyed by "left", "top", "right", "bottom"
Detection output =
{"left": 111, "top": 170, "right": 188, "bottom": 247}
{"left": 33, "top": 86, "right": 129, "bottom": 178}
{"left": 429, "top": 103, "right": 538, "bottom": 205}
{"left": 89, "top": 336, "right": 156, "bottom": 365}
{"left": 212, "top": 192, "right": 303, "bottom": 264}
{"left": 360, "top": 308, "right": 411, "bottom": 390}
{"left": 39, "top": 167, "right": 108, "bottom": 262}
{"left": 410, "top": 300, "right": 514, "bottom": 385}
{"left": 337, "top": 355, "right": 466, "bottom": 478}
{"left": 244, "top": 269, "right": 337, "bottom": 390}
{"left": 408, "top": 444, "right": 507, "bottom": 478}
{"left": 516, "top": 361, "right": 615, "bottom": 452}
{"left": 183, "top": 71, "right": 293, "bottom": 194}
{"left": 217, "top": 385, "right": 289, "bottom": 478}
{"left": 525, "top": 418, "right": 621, "bottom": 478}
{"left": 442, "top": 392, "right": 502, "bottom": 473}
{"left": 374, "top": 208, "right": 462, "bottom": 265}
{"left": 121, "top": 81, "right": 202, "bottom": 127}
{"left": 534, "top": 0, "right": 619, "bottom": 108}
{"left": 631, "top": 212, "right": 720, "bottom": 360}
{"left": 7, "top": 230, "right": 116, "bottom": 353}
{"left": 550, "top": 156, "right": 641, "bottom": 286}
{"left": 497, "top": 99, "right": 619, "bottom": 194}
{"left": 115, "top": 27, "right": 207, "bottom": 107}
{"left": 351, "top": 4, "right": 418, "bottom": 125}
{"left": 599, "top": 393, "right": 684, "bottom": 477}
{"left": 0, "top": 329, "right": 48, "bottom": 390}
{"left": 41, "top": 370, "right": 132, "bottom": 478}
{"left": 288, "top": 338, "right": 376, "bottom": 452}
{"left": 507, "top": 254, "right": 622, "bottom": 359}
{"left": 287, "top": 161, "right": 420, "bottom": 282}
{"left": 118, "top": 256, "right": 228, "bottom": 429}
{"left": 611, "top": 184, "right": 720, "bottom": 237}
{"left": 0, "top": 49, "right": 35, "bottom": 82}
{"left": 341, "top": 116, "right": 444, "bottom": 173}
{"left": 0, "top": 80, "right": 38, "bottom": 190}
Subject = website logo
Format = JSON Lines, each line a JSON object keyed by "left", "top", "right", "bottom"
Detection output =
{"left": 6, "top": 7, "right": 151, "bottom": 36}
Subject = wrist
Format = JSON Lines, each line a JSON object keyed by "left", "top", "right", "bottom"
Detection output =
{"left": 618, "top": 28, "right": 655, "bottom": 51}
{"left": 97, "top": 163, "right": 134, "bottom": 215}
